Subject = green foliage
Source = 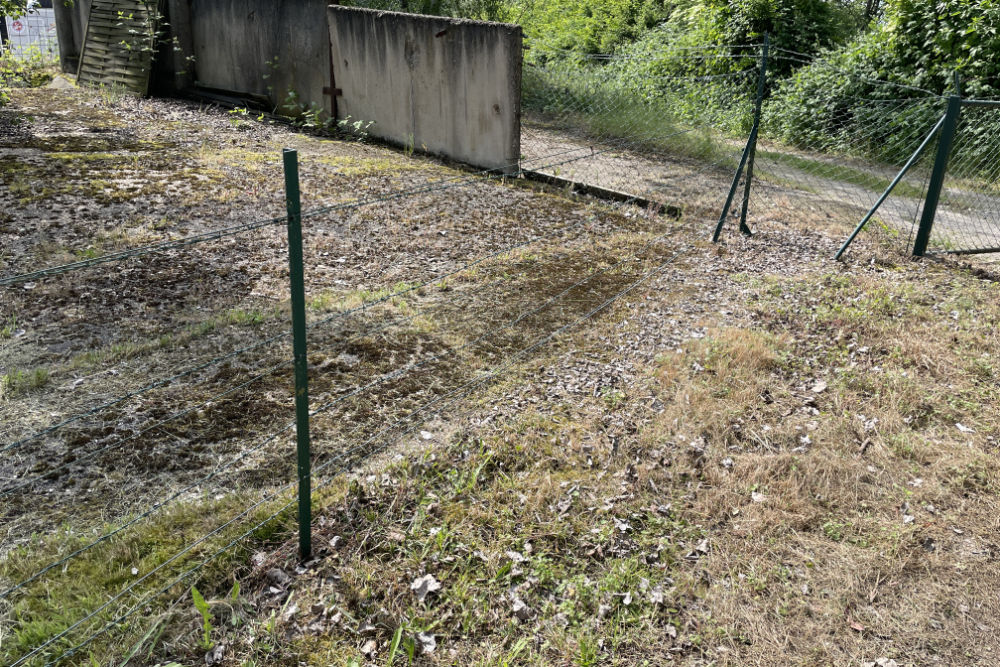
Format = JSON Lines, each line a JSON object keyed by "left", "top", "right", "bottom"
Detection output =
{"left": 191, "top": 586, "right": 214, "bottom": 650}
{"left": 0, "top": 45, "right": 57, "bottom": 93}
{"left": 881, "top": 0, "right": 1000, "bottom": 97}
{"left": 0, "top": 0, "right": 30, "bottom": 16}
{"left": 523, "top": 0, "right": 858, "bottom": 64}
{"left": 515, "top": 0, "right": 674, "bottom": 55}
{"left": 764, "top": 0, "right": 1000, "bottom": 166}
{"left": 522, "top": 58, "right": 740, "bottom": 154}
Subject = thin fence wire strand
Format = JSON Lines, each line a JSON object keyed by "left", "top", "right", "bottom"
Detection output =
{"left": 26, "top": 239, "right": 690, "bottom": 667}
{"left": 1, "top": 209, "right": 679, "bottom": 620}
{"left": 4, "top": 130, "right": 696, "bottom": 658}
{"left": 17, "top": 40, "right": 1000, "bottom": 666}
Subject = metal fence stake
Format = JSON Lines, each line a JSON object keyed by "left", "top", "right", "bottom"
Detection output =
{"left": 737, "top": 33, "right": 769, "bottom": 235}
{"left": 712, "top": 35, "right": 767, "bottom": 243}
{"left": 712, "top": 133, "right": 753, "bottom": 243}
{"left": 912, "top": 96, "right": 962, "bottom": 257}
{"left": 283, "top": 148, "right": 312, "bottom": 560}
{"left": 835, "top": 114, "right": 945, "bottom": 260}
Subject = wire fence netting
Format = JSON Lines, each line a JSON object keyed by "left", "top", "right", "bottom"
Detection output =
{"left": 0, "top": 129, "right": 698, "bottom": 664}
{"left": 9, "top": 35, "right": 1000, "bottom": 666}
{"left": 749, "top": 52, "right": 943, "bottom": 247}
{"left": 923, "top": 102, "right": 1000, "bottom": 255}
{"left": 517, "top": 43, "right": 1000, "bottom": 259}
{"left": 520, "top": 45, "right": 757, "bottom": 224}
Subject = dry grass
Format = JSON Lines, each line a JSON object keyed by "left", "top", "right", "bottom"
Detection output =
{"left": 4, "top": 85, "right": 1000, "bottom": 667}
{"left": 126, "top": 232, "right": 1000, "bottom": 667}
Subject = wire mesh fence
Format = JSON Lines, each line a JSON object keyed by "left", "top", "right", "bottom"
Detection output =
{"left": 920, "top": 100, "right": 1000, "bottom": 255}
{"left": 748, "top": 50, "right": 944, "bottom": 250}
{"left": 517, "top": 40, "right": 1000, "bottom": 261}
{"left": 8, "top": 33, "right": 1000, "bottom": 665}
{"left": 0, "top": 128, "right": 700, "bottom": 664}
{"left": 519, "top": 44, "right": 757, "bottom": 223}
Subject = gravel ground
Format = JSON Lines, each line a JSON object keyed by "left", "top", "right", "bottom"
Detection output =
{"left": 0, "top": 86, "right": 679, "bottom": 549}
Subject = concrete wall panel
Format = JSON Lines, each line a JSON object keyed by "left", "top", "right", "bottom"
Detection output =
{"left": 189, "top": 0, "right": 330, "bottom": 112}
{"left": 52, "top": 1, "right": 523, "bottom": 171}
{"left": 328, "top": 6, "right": 521, "bottom": 172}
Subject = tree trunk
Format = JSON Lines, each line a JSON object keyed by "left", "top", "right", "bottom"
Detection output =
{"left": 865, "top": 0, "right": 882, "bottom": 23}
{"left": 0, "top": 16, "right": 9, "bottom": 47}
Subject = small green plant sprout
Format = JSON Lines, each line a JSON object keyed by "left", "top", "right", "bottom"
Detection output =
{"left": 228, "top": 107, "right": 251, "bottom": 129}
{"left": 336, "top": 115, "right": 375, "bottom": 140}
{"left": 388, "top": 625, "right": 403, "bottom": 664}
{"left": 191, "top": 586, "right": 214, "bottom": 650}
{"left": 0, "top": 315, "right": 18, "bottom": 339}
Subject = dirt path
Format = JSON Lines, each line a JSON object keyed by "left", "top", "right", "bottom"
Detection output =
{"left": 521, "top": 120, "right": 1000, "bottom": 258}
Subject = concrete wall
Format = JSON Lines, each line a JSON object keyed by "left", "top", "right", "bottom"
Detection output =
{"left": 53, "top": 0, "right": 330, "bottom": 108}
{"left": 52, "top": 0, "right": 91, "bottom": 73}
{"left": 52, "top": 1, "right": 523, "bottom": 171}
{"left": 188, "top": 0, "right": 330, "bottom": 111}
{"left": 329, "top": 6, "right": 521, "bottom": 172}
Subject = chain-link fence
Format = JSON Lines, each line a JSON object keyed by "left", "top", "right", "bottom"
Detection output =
{"left": 917, "top": 100, "right": 1000, "bottom": 255}
{"left": 747, "top": 49, "right": 941, "bottom": 249}
{"left": 520, "top": 45, "right": 759, "bottom": 232}
{"left": 7, "top": 33, "right": 1000, "bottom": 665}
{"left": 518, "top": 40, "right": 1000, "bottom": 261}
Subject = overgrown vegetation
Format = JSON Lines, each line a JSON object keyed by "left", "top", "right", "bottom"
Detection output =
{"left": 340, "top": 0, "right": 999, "bottom": 170}
{"left": 0, "top": 45, "right": 57, "bottom": 106}
{"left": 93, "top": 232, "right": 1000, "bottom": 666}
{"left": 765, "top": 1, "right": 1000, "bottom": 165}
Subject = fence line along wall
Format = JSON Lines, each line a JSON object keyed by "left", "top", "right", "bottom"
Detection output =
{"left": 328, "top": 6, "right": 522, "bottom": 173}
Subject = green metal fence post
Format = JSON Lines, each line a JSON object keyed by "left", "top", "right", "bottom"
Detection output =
{"left": 912, "top": 96, "right": 962, "bottom": 257}
{"left": 283, "top": 148, "right": 312, "bottom": 560}
{"left": 712, "top": 130, "right": 753, "bottom": 242}
{"left": 834, "top": 114, "right": 946, "bottom": 260}
{"left": 712, "top": 36, "right": 768, "bottom": 243}
{"left": 737, "top": 33, "right": 769, "bottom": 235}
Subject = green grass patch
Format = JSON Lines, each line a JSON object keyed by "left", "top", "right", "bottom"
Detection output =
{"left": 758, "top": 148, "right": 926, "bottom": 199}
{"left": 307, "top": 281, "right": 416, "bottom": 313}
{"left": 522, "top": 63, "right": 741, "bottom": 165}
{"left": 68, "top": 305, "right": 283, "bottom": 372}
{"left": 0, "top": 315, "right": 18, "bottom": 339}
{"left": 0, "top": 492, "right": 299, "bottom": 666}
{"left": 0, "top": 367, "right": 49, "bottom": 399}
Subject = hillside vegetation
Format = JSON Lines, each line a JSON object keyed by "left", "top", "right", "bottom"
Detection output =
{"left": 347, "top": 0, "right": 1000, "bottom": 163}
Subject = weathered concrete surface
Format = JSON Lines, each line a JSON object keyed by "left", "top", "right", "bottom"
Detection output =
{"left": 52, "top": 1, "right": 523, "bottom": 171}
{"left": 52, "top": 0, "right": 91, "bottom": 73}
{"left": 329, "top": 6, "right": 522, "bottom": 172}
{"left": 53, "top": 0, "right": 330, "bottom": 108}
{"left": 188, "top": 0, "right": 330, "bottom": 111}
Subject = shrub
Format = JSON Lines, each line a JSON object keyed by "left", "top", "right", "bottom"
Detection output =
{"left": 764, "top": 0, "right": 1000, "bottom": 166}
